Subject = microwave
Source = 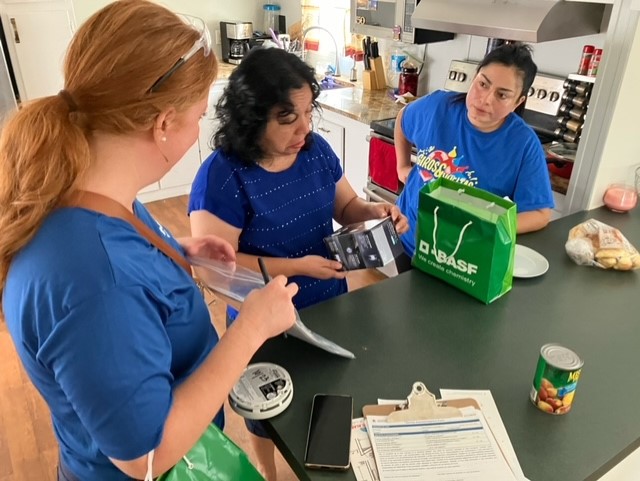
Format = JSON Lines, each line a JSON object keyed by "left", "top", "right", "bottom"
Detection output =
{"left": 350, "top": 0, "right": 453, "bottom": 44}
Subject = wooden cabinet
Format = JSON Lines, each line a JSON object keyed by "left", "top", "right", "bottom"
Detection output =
{"left": 0, "top": 0, "right": 75, "bottom": 101}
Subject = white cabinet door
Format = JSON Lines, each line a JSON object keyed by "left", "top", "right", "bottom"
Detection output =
{"left": 199, "top": 80, "right": 228, "bottom": 162}
{"left": 343, "top": 120, "right": 371, "bottom": 200}
{"left": 321, "top": 110, "right": 370, "bottom": 200}
{"left": 159, "top": 142, "right": 201, "bottom": 190}
{"left": 314, "top": 113, "right": 345, "bottom": 170}
{"left": 0, "top": 1, "right": 75, "bottom": 101}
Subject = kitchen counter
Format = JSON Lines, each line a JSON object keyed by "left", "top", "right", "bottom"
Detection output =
{"left": 215, "top": 61, "right": 402, "bottom": 124}
{"left": 255, "top": 206, "right": 640, "bottom": 481}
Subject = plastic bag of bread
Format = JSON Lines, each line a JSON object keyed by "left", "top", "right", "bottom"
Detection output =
{"left": 565, "top": 219, "right": 640, "bottom": 270}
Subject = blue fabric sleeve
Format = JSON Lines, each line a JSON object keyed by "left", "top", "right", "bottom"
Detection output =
{"left": 188, "top": 152, "right": 249, "bottom": 229}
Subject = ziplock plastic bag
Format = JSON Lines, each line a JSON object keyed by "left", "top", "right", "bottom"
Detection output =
{"left": 565, "top": 219, "right": 640, "bottom": 270}
{"left": 189, "top": 257, "right": 355, "bottom": 359}
{"left": 189, "top": 256, "right": 263, "bottom": 302}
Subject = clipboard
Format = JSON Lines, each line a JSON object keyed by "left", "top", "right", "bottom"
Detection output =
{"left": 362, "top": 382, "right": 480, "bottom": 420}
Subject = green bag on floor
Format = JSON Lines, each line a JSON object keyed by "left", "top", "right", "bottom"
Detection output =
{"left": 147, "top": 423, "right": 265, "bottom": 481}
{"left": 412, "top": 178, "right": 516, "bottom": 304}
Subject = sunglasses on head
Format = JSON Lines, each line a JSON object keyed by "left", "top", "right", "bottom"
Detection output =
{"left": 148, "top": 14, "right": 212, "bottom": 93}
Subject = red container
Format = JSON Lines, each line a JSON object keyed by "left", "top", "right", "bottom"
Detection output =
{"left": 577, "top": 45, "right": 595, "bottom": 75}
{"left": 587, "top": 48, "right": 603, "bottom": 76}
{"left": 398, "top": 62, "right": 418, "bottom": 96}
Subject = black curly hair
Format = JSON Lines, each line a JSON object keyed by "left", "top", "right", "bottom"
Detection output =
{"left": 212, "top": 48, "right": 321, "bottom": 166}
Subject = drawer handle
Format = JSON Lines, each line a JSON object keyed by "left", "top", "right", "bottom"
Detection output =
{"left": 10, "top": 18, "right": 20, "bottom": 43}
{"left": 363, "top": 186, "right": 394, "bottom": 204}
{"left": 318, "top": 126, "right": 331, "bottom": 133}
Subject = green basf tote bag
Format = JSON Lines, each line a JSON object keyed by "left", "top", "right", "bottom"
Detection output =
{"left": 145, "top": 423, "right": 265, "bottom": 481}
{"left": 412, "top": 178, "right": 516, "bottom": 304}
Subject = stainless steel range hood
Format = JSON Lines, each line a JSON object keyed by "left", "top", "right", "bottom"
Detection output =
{"left": 411, "top": 0, "right": 606, "bottom": 43}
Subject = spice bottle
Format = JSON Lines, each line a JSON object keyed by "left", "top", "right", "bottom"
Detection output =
{"left": 587, "top": 48, "right": 602, "bottom": 77}
{"left": 577, "top": 45, "right": 595, "bottom": 75}
{"left": 398, "top": 61, "right": 418, "bottom": 96}
{"left": 569, "top": 96, "right": 589, "bottom": 109}
{"left": 557, "top": 117, "right": 583, "bottom": 132}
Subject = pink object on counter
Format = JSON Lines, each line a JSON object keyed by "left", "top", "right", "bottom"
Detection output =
{"left": 603, "top": 184, "right": 638, "bottom": 212}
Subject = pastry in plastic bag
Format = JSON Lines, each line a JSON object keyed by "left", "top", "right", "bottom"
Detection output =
{"left": 565, "top": 219, "right": 640, "bottom": 270}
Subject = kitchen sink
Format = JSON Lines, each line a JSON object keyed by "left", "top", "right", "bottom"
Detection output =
{"left": 318, "top": 77, "right": 354, "bottom": 90}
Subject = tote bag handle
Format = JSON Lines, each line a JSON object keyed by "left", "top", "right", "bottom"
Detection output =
{"left": 432, "top": 206, "right": 473, "bottom": 260}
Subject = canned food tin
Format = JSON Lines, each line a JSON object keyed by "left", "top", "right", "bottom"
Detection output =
{"left": 530, "top": 343, "right": 583, "bottom": 415}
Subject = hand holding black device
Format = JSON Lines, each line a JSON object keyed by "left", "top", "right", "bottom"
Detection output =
{"left": 304, "top": 394, "right": 353, "bottom": 470}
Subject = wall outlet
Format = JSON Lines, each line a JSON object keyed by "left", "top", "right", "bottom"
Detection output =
{"left": 215, "top": 30, "right": 221, "bottom": 45}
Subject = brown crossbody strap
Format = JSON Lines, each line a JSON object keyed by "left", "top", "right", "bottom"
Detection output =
{"left": 65, "top": 190, "right": 192, "bottom": 275}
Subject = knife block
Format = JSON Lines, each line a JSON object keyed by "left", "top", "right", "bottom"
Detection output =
{"left": 370, "top": 57, "right": 387, "bottom": 90}
{"left": 363, "top": 57, "right": 386, "bottom": 91}
{"left": 363, "top": 70, "right": 378, "bottom": 90}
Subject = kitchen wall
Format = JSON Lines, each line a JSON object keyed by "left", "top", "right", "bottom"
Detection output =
{"left": 588, "top": 16, "right": 640, "bottom": 207}
{"left": 422, "top": 32, "right": 606, "bottom": 93}
{"left": 73, "top": 1, "right": 302, "bottom": 59}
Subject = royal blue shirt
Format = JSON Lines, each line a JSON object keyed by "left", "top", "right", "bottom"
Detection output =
{"left": 3, "top": 201, "right": 221, "bottom": 480}
{"left": 189, "top": 133, "right": 348, "bottom": 310}
{"left": 397, "top": 90, "right": 554, "bottom": 256}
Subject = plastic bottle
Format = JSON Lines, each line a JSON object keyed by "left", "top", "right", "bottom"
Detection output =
{"left": 263, "top": 4, "right": 281, "bottom": 34}
{"left": 389, "top": 44, "right": 407, "bottom": 93}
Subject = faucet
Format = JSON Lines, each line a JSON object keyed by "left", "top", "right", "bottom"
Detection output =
{"left": 301, "top": 26, "right": 342, "bottom": 77}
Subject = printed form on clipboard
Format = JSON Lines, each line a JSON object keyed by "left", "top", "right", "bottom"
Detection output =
{"left": 350, "top": 382, "right": 526, "bottom": 481}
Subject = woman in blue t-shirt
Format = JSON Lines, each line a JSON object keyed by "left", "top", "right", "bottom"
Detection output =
{"left": 395, "top": 43, "right": 554, "bottom": 259}
{"left": 189, "top": 47, "right": 408, "bottom": 480}
{"left": 0, "top": 2, "right": 298, "bottom": 480}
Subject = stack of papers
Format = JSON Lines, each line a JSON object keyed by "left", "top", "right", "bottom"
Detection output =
{"left": 350, "top": 387, "right": 528, "bottom": 481}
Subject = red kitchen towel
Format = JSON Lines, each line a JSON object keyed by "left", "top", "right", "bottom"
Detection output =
{"left": 368, "top": 136, "right": 399, "bottom": 193}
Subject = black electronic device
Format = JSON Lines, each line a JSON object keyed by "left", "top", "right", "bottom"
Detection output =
{"left": 304, "top": 394, "right": 353, "bottom": 470}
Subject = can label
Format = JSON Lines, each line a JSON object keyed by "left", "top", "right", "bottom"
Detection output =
{"left": 530, "top": 343, "right": 583, "bottom": 415}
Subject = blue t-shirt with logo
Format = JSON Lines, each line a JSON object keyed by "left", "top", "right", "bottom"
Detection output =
{"left": 397, "top": 90, "right": 554, "bottom": 256}
{"left": 189, "top": 133, "right": 348, "bottom": 310}
{"left": 3, "top": 201, "right": 222, "bottom": 480}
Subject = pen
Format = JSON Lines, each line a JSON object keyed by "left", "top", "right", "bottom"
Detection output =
{"left": 257, "top": 257, "right": 288, "bottom": 338}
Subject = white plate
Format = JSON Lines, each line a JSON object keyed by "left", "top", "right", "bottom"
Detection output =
{"left": 513, "top": 244, "right": 549, "bottom": 278}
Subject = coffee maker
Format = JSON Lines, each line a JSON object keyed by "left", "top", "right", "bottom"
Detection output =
{"left": 220, "top": 21, "right": 253, "bottom": 65}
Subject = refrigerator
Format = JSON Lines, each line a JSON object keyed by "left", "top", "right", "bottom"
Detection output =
{"left": 0, "top": 23, "right": 18, "bottom": 123}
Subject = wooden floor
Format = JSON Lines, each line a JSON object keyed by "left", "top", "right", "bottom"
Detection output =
{"left": 0, "top": 195, "right": 386, "bottom": 481}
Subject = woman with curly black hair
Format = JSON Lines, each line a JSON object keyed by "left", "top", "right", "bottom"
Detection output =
{"left": 188, "top": 47, "right": 407, "bottom": 480}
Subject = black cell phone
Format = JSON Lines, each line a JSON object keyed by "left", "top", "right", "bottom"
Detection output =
{"left": 304, "top": 393, "right": 353, "bottom": 470}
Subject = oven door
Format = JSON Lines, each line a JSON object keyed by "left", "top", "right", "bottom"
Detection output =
{"left": 364, "top": 180, "right": 400, "bottom": 204}
{"left": 365, "top": 131, "right": 415, "bottom": 204}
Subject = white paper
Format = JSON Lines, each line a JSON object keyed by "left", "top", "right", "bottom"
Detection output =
{"left": 351, "top": 417, "right": 380, "bottom": 481}
{"left": 440, "top": 389, "right": 527, "bottom": 481}
{"left": 366, "top": 412, "right": 517, "bottom": 481}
